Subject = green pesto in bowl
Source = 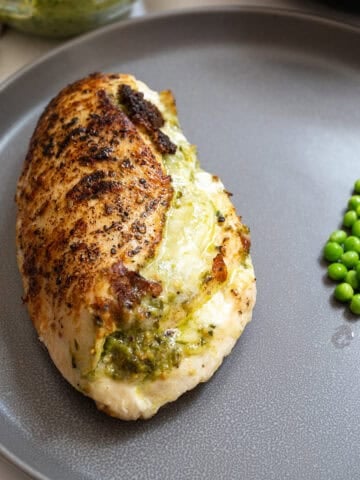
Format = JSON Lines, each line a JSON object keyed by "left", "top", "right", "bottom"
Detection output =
{"left": 0, "top": 0, "right": 135, "bottom": 38}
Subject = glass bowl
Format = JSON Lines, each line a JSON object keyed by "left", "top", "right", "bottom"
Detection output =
{"left": 0, "top": 0, "right": 136, "bottom": 38}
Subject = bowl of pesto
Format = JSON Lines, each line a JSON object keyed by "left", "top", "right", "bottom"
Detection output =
{"left": 0, "top": 0, "right": 135, "bottom": 38}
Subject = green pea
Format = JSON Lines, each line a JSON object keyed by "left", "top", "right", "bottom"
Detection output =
{"left": 343, "top": 210, "right": 357, "bottom": 228}
{"left": 329, "top": 230, "right": 347, "bottom": 244}
{"left": 348, "top": 195, "right": 360, "bottom": 210}
{"left": 334, "top": 283, "right": 354, "bottom": 302}
{"left": 354, "top": 179, "right": 360, "bottom": 194}
{"left": 350, "top": 294, "right": 360, "bottom": 314}
{"left": 356, "top": 205, "right": 360, "bottom": 217}
{"left": 324, "top": 242, "right": 343, "bottom": 262}
{"left": 345, "top": 270, "right": 359, "bottom": 290}
{"left": 344, "top": 236, "right": 360, "bottom": 252}
{"left": 352, "top": 220, "right": 360, "bottom": 237}
{"left": 328, "top": 263, "right": 347, "bottom": 281}
{"left": 341, "top": 250, "right": 359, "bottom": 268}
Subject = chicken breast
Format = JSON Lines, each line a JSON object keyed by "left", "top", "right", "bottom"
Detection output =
{"left": 16, "top": 73, "right": 256, "bottom": 420}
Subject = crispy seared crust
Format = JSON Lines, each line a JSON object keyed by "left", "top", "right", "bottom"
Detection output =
{"left": 16, "top": 73, "right": 173, "bottom": 335}
{"left": 16, "top": 74, "right": 256, "bottom": 419}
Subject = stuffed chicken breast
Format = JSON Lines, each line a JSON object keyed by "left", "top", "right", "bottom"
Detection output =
{"left": 16, "top": 73, "right": 256, "bottom": 420}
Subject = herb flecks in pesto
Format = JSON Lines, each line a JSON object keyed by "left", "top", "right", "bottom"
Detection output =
{"left": 101, "top": 328, "right": 182, "bottom": 381}
{"left": 100, "top": 324, "right": 216, "bottom": 381}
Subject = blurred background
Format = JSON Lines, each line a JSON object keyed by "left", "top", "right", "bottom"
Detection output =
{"left": 2, "top": 0, "right": 360, "bottom": 83}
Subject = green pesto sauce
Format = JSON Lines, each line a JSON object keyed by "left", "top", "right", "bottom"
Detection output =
{"left": 101, "top": 328, "right": 182, "bottom": 381}
{"left": 100, "top": 325, "right": 216, "bottom": 381}
{"left": 1, "top": 0, "right": 133, "bottom": 38}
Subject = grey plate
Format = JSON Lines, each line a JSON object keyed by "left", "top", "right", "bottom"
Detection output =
{"left": 2, "top": 6, "right": 360, "bottom": 480}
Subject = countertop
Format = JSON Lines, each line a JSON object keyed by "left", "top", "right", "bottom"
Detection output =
{"left": 1, "top": 0, "right": 359, "bottom": 478}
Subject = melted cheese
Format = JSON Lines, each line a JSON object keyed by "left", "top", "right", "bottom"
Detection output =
{"left": 138, "top": 82, "right": 229, "bottom": 329}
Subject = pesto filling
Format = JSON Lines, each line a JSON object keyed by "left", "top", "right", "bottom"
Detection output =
{"left": 101, "top": 328, "right": 182, "bottom": 380}
{"left": 101, "top": 324, "right": 217, "bottom": 381}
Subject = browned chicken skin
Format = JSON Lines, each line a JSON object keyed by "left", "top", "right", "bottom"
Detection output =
{"left": 18, "top": 74, "right": 172, "bottom": 322}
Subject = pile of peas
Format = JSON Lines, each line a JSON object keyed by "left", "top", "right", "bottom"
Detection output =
{"left": 324, "top": 179, "right": 360, "bottom": 315}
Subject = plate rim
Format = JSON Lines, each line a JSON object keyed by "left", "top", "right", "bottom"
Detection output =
{"left": 1, "top": 3, "right": 360, "bottom": 96}
{"left": 2, "top": 5, "right": 360, "bottom": 480}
